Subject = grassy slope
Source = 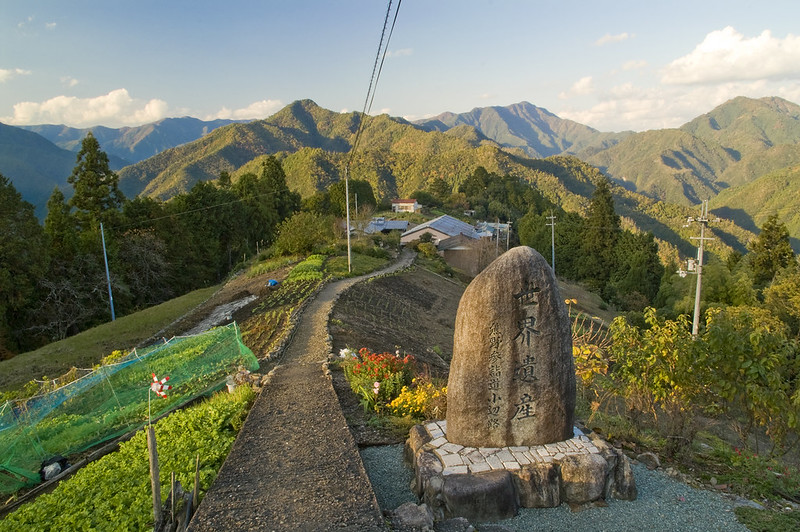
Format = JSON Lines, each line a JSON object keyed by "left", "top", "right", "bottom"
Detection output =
{"left": 0, "top": 285, "right": 217, "bottom": 393}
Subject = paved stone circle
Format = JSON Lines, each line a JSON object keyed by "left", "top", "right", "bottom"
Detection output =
{"left": 423, "top": 420, "right": 600, "bottom": 476}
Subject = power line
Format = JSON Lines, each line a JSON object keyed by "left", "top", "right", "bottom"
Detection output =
{"left": 347, "top": 0, "right": 401, "bottom": 167}
{"left": 344, "top": 0, "right": 402, "bottom": 272}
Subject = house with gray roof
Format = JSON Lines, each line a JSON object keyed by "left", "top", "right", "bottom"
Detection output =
{"left": 400, "top": 214, "right": 481, "bottom": 245}
{"left": 363, "top": 217, "right": 409, "bottom": 234}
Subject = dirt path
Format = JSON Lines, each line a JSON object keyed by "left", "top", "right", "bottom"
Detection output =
{"left": 189, "top": 250, "right": 414, "bottom": 531}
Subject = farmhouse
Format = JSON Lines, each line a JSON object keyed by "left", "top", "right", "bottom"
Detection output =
{"left": 363, "top": 217, "right": 409, "bottom": 234}
{"left": 400, "top": 214, "right": 482, "bottom": 245}
{"left": 391, "top": 199, "right": 421, "bottom": 213}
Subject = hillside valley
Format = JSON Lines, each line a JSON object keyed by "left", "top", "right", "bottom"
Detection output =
{"left": 2, "top": 96, "right": 799, "bottom": 254}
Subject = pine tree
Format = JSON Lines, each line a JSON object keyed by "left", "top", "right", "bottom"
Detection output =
{"left": 748, "top": 214, "right": 796, "bottom": 288}
{"left": 0, "top": 174, "right": 49, "bottom": 353}
{"left": 579, "top": 176, "right": 620, "bottom": 292}
{"left": 67, "top": 131, "right": 125, "bottom": 230}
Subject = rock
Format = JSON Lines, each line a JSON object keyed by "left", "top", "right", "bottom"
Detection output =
{"left": 447, "top": 246, "right": 575, "bottom": 447}
{"left": 441, "top": 471, "right": 518, "bottom": 522}
{"left": 731, "top": 497, "right": 765, "bottom": 511}
{"left": 414, "top": 450, "right": 443, "bottom": 499}
{"left": 560, "top": 453, "right": 607, "bottom": 504}
{"left": 434, "top": 517, "right": 475, "bottom": 532}
{"left": 636, "top": 451, "right": 660, "bottom": 470}
{"left": 390, "top": 502, "right": 434, "bottom": 530}
{"left": 406, "top": 424, "right": 432, "bottom": 464}
{"left": 513, "top": 462, "right": 561, "bottom": 507}
{"left": 612, "top": 453, "right": 638, "bottom": 500}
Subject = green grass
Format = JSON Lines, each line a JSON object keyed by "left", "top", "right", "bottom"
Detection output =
{"left": 325, "top": 252, "right": 388, "bottom": 278}
{"left": 735, "top": 507, "right": 800, "bottom": 532}
{"left": 0, "top": 285, "right": 219, "bottom": 394}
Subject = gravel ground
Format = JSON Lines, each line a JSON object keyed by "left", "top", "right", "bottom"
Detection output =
{"left": 362, "top": 444, "right": 751, "bottom": 532}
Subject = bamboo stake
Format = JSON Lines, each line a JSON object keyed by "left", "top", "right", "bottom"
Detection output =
{"left": 147, "top": 425, "right": 162, "bottom": 525}
{"left": 192, "top": 454, "right": 200, "bottom": 510}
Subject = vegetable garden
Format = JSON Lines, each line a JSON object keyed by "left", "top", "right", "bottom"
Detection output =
{"left": 0, "top": 385, "right": 255, "bottom": 531}
{"left": 0, "top": 323, "right": 257, "bottom": 496}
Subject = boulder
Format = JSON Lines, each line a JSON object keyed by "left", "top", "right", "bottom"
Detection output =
{"left": 441, "top": 471, "right": 518, "bottom": 522}
{"left": 447, "top": 247, "right": 575, "bottom": 447}
{"left": 560, "top": 453, "right": 607, "bottom": 504}
{"left": 513, "top": 462, "right": 561, "bottom": 507}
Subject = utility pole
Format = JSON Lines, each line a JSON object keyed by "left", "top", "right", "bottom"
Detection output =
{"left": 345, "top": 168, "right": 352, "bottom": 273}
{"left": 546, "top": 211, "right": 556, "bottom": 275}
{"left": 506, "top": 221, "right": 511, "bottom": 251}
{"left": 100, "top": 222, "right": 116, "bottom": 321}
{"left": 495, "top": 217, "right": 500, "bottom": 257}
{"left": 681, "top": 200, "right": 715, "bottom": 338}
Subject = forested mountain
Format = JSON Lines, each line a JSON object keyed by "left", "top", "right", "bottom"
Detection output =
{"left": 415, "top": 101, "right": 631, "bottom": 158}
{"left": 6, "top": 97, "right": 797, "bottom": 253}
{"left": 419, "top": 97, "right": 800, "bottom": 210}
{"left": 0, "top": 122, "right": 76, "bottom": 217}
{"left": 114, "top": 100, "right": 751, "bottom": 260}
{"left": 21, "top": 117, "right": 241, "bottom": 166}
{"left": 713, "top": 164, "right": 800, "bottom": 249}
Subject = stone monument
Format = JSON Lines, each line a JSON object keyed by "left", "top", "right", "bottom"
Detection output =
{"left": 405, "top": 247, "right": 637, "bottom": 522}
{"left": 447, "top": 245, "right": 575, "bottom": 447}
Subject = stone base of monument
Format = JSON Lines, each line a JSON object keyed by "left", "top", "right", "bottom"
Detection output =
{"left": 405, "top": 420, "right": 637, "bottom": 523}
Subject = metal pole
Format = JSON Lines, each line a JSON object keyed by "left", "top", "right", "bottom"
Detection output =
{"left": 495, "top": 217, "right": 499, "bottom": 256}
{"left": 691, "top": 201, "right": 708, "bottom": 338}
{"left": 345, "top": 168, "right": 352, "bottom": 273}
{"left": 100, "top": 222, "right": 116, "bottom": 321}
{"left": 546, "top": 212, "right": 556, "bottom": 275}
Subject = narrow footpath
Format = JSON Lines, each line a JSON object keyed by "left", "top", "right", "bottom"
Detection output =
{"left": 189, "top": 250, "right": 414, "bottom": 532}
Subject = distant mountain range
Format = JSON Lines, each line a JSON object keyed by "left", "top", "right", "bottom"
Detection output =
{"left": 20, "top": 117, "right": 243, "bottom": 167}
{"left": 1, "top": 96, "right": 798, "bottom": 251}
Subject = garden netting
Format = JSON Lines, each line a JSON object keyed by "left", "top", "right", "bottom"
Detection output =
{"left": 0, "top": 322, "right": 257, "bottom": 495}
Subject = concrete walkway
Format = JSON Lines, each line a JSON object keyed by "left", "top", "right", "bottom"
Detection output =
{"left": 189, "top": 250, "right": 414, "bottom": 531}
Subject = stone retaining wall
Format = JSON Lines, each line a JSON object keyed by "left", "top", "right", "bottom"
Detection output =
{"left": 406, "top": 420, "right": 637, "bottom": 522}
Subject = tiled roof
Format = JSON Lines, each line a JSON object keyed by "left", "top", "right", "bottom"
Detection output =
{"left": 364, "top": 218, "right": 409, "bottom": 234}
{"left": 401, "top": 215, "right": 480, "bottom": 239}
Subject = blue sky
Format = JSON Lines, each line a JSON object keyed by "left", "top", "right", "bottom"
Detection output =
{"left": 2, "top": 1, "right": 800, "bottom": 132}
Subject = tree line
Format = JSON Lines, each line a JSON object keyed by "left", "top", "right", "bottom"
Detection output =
{"left": 0, "top": 133, "right": 300, "bottom": 355}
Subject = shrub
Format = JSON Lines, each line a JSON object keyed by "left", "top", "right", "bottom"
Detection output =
{"left": 389, "top": 377, "right": 447, "bottom": 420}
{"left": 340, "top": 347, "right": 415, "bottom": 414}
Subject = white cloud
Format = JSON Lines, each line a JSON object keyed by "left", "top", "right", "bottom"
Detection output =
{"left": 662, "top": 27, "right": 800, "bottom": 85}
{"left": 1, "top": 88, "right": 170, "bottom": 127}
{"left": 558, "top": 79, "right": 799, "bottom": 132}
{"left": 559, "top": 76, "right": 594, "bottom": 99}
{"left": 622, "top": 60, "right": 647, "bottom": 71}
{"left": 46, "top": 22, "right": 57, "bottom": 30}
{"left": 386, "top": 48, "right": 413, "bottom": 58}
{"left": 60, "top": 76, "right": 79, "bottom": 88}
{"left": 0, "top": 68, "right": 32, "bottom": 83}
{"left": 210, "top": 99, "right": 283, "bottom": 120}
{"left": 595, "top": 32, "right": 631, "bottom": 46}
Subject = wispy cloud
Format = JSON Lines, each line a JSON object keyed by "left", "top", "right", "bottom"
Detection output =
{"left": 662, "top": 27, "right": 800, "bottom": 84}
{"left": 595, "top": 32, "right": 632, "bottom": 46}
{"left": 622, "top": 60, "right": 647, "bottom": 71}
{"left": 45, "top": 22, "right": 57, "bottom": 30}
{"left": 1, "top": 88, "right": 169, "bottom": 127}
{"left": 0, "top": 68, "right": 32, "bottom": 83}
{"left": 210, "top": 99, "right": 283, "bottom": 120}
{"left": 60, "top": 76, "right": 79, "bottom": 88}
{"left": 559, "top": 76, "right": 594, "bottom": 99}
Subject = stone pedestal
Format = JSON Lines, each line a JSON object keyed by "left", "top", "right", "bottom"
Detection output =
{"left": 406, "top": 421, "right": 637, "bottom": 522}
